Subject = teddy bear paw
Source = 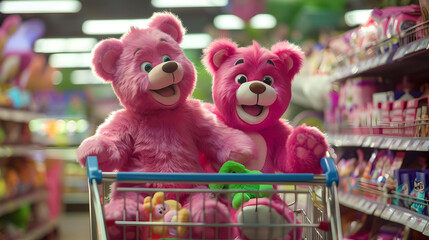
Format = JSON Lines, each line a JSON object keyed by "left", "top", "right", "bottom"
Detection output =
{"left": 294, "top": 133, "right": 326, "bottom": 161}
{"left": 287, "top": 126, "right": 328, "bottom": 173}
{"left": 237, "top": 203, "right": 292, "bottom": 240}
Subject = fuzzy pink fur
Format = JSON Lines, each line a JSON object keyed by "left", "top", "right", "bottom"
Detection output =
{"left": 77, "top": 13, "right": 253, "bottom": 239}
{"left": 202, "top": 39, "right": 329, "bottom": 239}
{"left": 202, "top": 39, "right": 328, "bottom": 174}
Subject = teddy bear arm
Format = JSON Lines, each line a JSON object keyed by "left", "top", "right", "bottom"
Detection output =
{"left": 190, "top": 102, "right": 256, "bottom": 166}
{"left": 76, "top": 111, "right": 133, "bottom": 171}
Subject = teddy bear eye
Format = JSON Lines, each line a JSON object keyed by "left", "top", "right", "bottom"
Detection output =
{"left": 263, "top": 76, "right": 274, "bottom": 86}
{"left": 162, "top": 55, "right": 171, "bottom": 62}
{"left": 235, "top": 74, "right": 247, "bottom": 84}
{"left": 141, "top": 62, "right": 153, "bottom": 73}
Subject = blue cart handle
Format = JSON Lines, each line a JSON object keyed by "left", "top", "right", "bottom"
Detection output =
{"left": 320, "top": 157, "right": 339, "bottom": 187}
{"left": 87, "top": 156, "right": 102, "bottom": 184}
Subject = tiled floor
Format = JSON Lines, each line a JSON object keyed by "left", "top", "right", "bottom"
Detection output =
{"left": 58, "top": 212, "right": 91, "bottom": 240}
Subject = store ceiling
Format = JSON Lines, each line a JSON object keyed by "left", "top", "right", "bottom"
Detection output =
{"left": 5, "top": 0, "right": 224, "bottom": 39}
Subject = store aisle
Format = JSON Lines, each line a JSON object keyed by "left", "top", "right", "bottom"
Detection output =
{"left": 58, "top": 212, "right": 90, "bottom": 240}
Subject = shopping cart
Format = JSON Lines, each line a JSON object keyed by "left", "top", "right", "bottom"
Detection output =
{"left": 86, "top": 156, "right": 342, "bottom": 240}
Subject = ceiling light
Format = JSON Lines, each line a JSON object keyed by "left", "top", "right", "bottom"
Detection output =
{"left": 180, "top": 34, "right": 212, "bottom": 49}
{"left": 82, "top": 19, "right": 150, "bottom": 35}
{"left": 0, "top": 0, "right": 81, "bottom": 14}
{"left": 49, "top": 53, "right": 92, "bottom": 68}
{"left": 214, "top": 14, "right": 277, "bottom": 30}
{"left": 214, "top": 15, "right": 244, "bottom": 30}
{"left": 34, "top": 38, "right": 97, "bottom": 53}
{"left": 152, "top": 0, "right": 227, "bottom": 8}
{"left": 250, "top": 14, "right": 277, "bottom": 29}
{"left": 71, "top": 70, "right": 104, "bottom": 85}
{"left": 344, "top": 9, "right": 373, "bottom": 27}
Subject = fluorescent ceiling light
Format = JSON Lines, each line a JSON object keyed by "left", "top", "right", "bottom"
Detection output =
{"left": 250, "top": 14, "right": 277, "bottom": 29}
{"left": 34, "top": 38, "right": 97, "bottom": 53}
{"left": 214, "top": 14, "right": 277, "bottom": 30}
{"left": 345, "top": 9, "right": 373, "bottom": 27}
{"left": 71, "top": 70, "right": 104, "bottom": 85}
{"left": 180, "top": 34, "right": 212, "bottom": 49}
{"left": 214, "top": 15, "right": 244, "bottom": 30}
{"left": 49, "top": 53, "right": 92, "bottom": 68}
{"left": 82, "top": 19, "right": 150, "bottom": 35}
{"left": 0, "top": 0, "right": 81, "bottom": 14}
{"left": 152, "top": 0, "right": 227, "bottom": 8}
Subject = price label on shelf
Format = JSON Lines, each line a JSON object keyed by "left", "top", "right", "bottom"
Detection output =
{"left": 404, "top": 41, "right": 420, "bottom": 55}
{"left": 417, "top": 140, "right": 429, "bottom": 151}
{"left": 380, "top": 206, "right": 395, "bottom": 220}
{"left": 363, "top": 202, "right": 375, "bottom": 214}
{"left": 371, "top": 136, "right": 384, "bottom": 148}
{"left": 412, "top": 218, "right": 428, "bottom": 232}
{"left": 415, "top": 38, "right": 429, "bottom": 52}
{"left": 390, "top": 209, "right": 404, "bottom": 223}
{"left": 400, "top": 212, "right": 412, "bottom": 224}
{"left": 407, "top": 215, "right": 417, "bottom": 228}
{"left": 407, "top": 140, "right": 421, "bottom": 151}
{"left": 398, "top": 139, "right": 411, "bottom": 150}
{"left": 380, "top": 138, "right": 393, "bottom": 149}
{"left": 362, "top": 136, "right": 373, "bottom": 147}
{"left": 389, "top": 139, "right": 402, "bottom": 150}
{"left": 423, "top": 222, "right": 429, "bottom": 236}
{"left": 378, "top": 53, "right": 390, "bottom": 66}
{"left": 374, "top": 204, "right": 386, "bottom": 217}
{"left": 393, "top": 46, "right": 407, "bottom": 60}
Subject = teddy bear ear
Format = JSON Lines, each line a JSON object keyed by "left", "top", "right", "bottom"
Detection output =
{"left": 203, "top": 39, "right": 237, "bottom": 75}
{"left": 92, "top": 39, "right": 123, "bottom": 82}
{"left": 271, "top": 41, "right": 304, "bottom": 78}
{"left": 149, "top": 12, "right": 185, "bottom": 43}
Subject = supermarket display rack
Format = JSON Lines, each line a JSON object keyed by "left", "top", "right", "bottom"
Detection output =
{"left": 328, "top": 20, "right": 429, "bottom": 238}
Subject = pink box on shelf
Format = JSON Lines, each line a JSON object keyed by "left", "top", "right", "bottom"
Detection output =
{"left": 390, "top": 100, "right": 406, "bottom": 136}
{"left": 381, "top": 101, "right": 393, "bottom": 136}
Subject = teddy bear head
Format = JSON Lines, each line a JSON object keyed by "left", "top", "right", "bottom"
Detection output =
{"left": 92, "top": 12, "right": 196, "bottom": 113}
{"left": 203, "top": 39, "right": 304, "bottom": 131}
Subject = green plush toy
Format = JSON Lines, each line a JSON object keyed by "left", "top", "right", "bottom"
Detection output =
{"left": 209, "top": 161, "right": 273, "bottom": 210}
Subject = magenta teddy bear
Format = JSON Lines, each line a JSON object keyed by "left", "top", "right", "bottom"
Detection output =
{"left": 201, "top": 39, "right": 329, "bottom": 239}
{"left": 76, "top": 13, "right": 255, "bottom": 239}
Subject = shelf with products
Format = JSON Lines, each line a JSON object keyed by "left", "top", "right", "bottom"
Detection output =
{"left": 338, "top": 172, "right": 429, "bottom": 237}
{"left": 0, "top": 188, "right": 48, "bottom": 217}
{"left": 328, "top": 133, "right": 429, "bottom": 151}
{"left": 19, "top": 218, "right": 59, "bottom": 240}
{"left": 332, "top": 19, "right": 429, "bottom": 82}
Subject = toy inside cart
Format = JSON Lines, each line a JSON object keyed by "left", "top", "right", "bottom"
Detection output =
{"left": 86, "top": 157, "right": 342, "bottom": 240}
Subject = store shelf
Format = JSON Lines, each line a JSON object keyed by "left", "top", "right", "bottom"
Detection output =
{"left": 327, "top": 133, "right": 429, "bottom": 151}
{"left": 333, "top": 21, "right": 429, "bottom": 82}
{"left": 45, "top": 147, "right": 77, "bottom": 161}
{"left": 0, "top": 107, "right": 44, "bottom": 123}
{"left": 19, "top": 218, "right": 59, "bottom": 240}
{"left": 63, "top": 192, "right": 88, "bottom": 204}
{"left": 0, "top": 189, "right": 48, "bottom": 217}
{"left": 0, "top": 144, "right": 45, "bottom": 157}
{"left": 339, "top": 192, "right": 429, "bottom": 236}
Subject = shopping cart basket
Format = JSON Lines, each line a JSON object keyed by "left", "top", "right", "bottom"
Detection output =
{"left": 86, "top": 156, "right": 342, "bottom": 240}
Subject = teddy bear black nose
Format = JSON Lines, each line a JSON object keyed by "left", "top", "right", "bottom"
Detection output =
{"left": 162, "top": 61, "right": 178, "bottom": 73}
{"left": 249, "top": 82, "right": 266, "bottom": 94}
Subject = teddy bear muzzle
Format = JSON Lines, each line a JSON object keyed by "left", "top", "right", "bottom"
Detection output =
{"left": 148, "top": 61, "right": 184, "bottom": 106}
{"left": 235, "top": 81, "right": 277, "bottom": 125}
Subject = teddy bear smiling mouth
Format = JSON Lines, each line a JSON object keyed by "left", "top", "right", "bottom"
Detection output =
{"left": 151, "top": 84, "right": 176, "bottom": 97}
{"left": 241, "top": 104, "right": 264, "bottom": 116}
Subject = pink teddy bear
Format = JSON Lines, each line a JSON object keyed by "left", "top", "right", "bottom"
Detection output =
{"left": 76, "top": 13, "right": 255, "bottom": 239}
{"left": 202, "top": 39, "right": 329, "bottom": 239}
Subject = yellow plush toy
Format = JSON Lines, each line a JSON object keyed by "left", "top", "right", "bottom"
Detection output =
{"left": 143, "top": 192, "right": 189, "bottom": 238}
